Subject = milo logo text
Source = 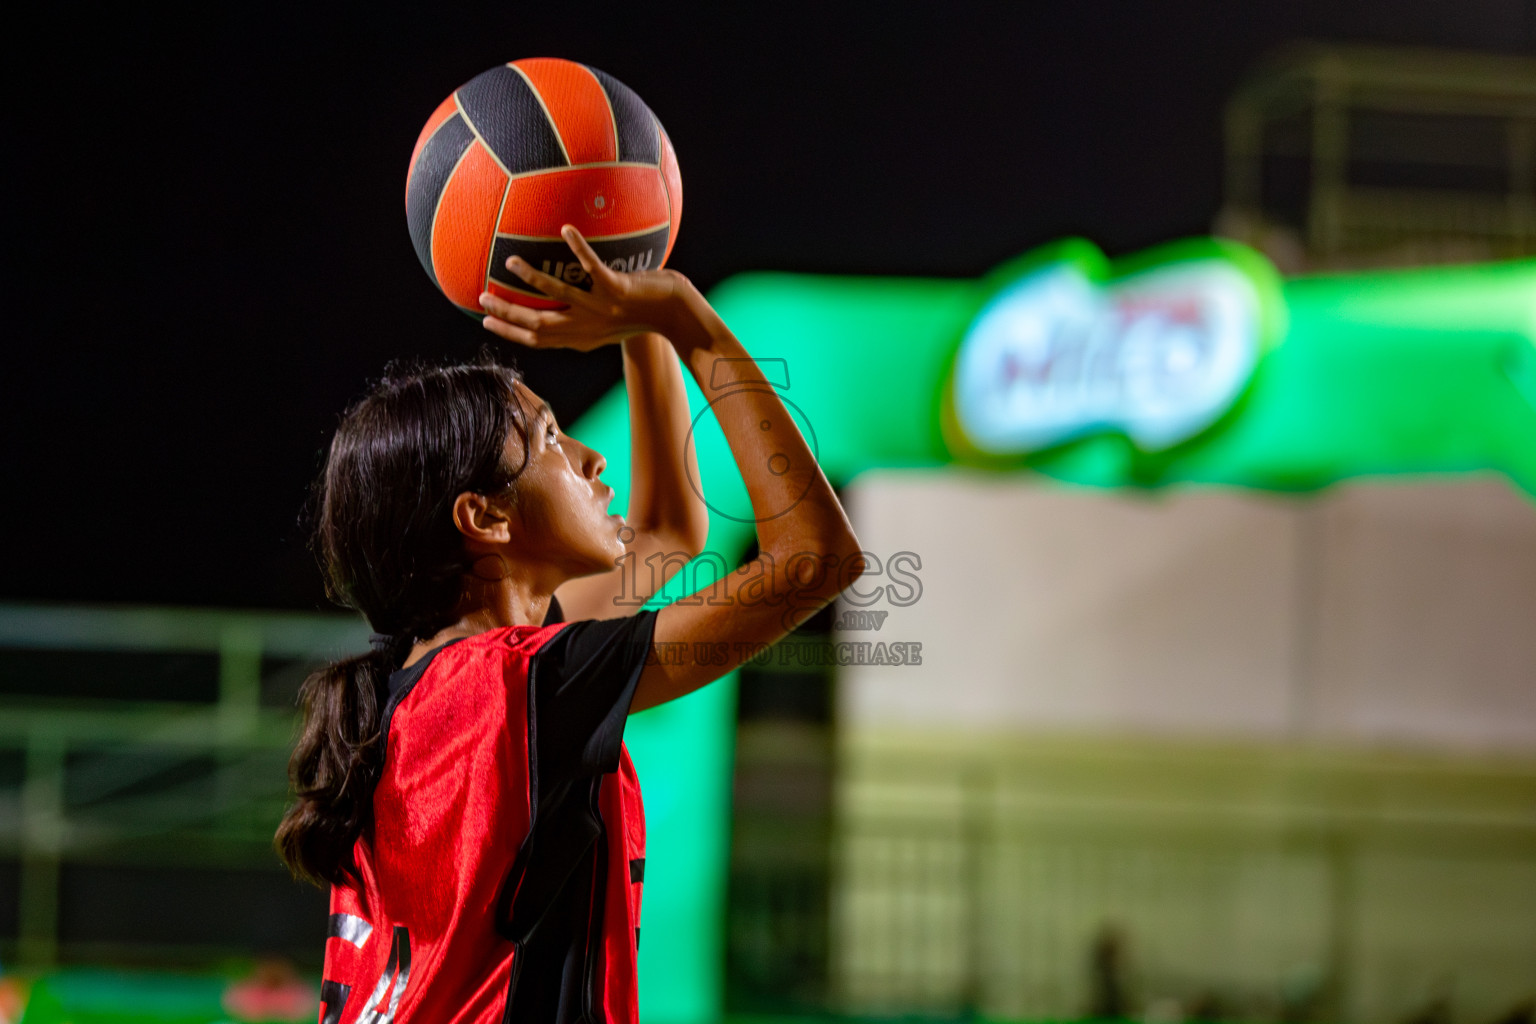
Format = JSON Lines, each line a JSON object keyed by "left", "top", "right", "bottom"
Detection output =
{"left": 949, "top": 239, "right": 1282, "bottom": 454}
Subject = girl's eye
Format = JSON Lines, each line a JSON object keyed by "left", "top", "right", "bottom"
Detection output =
{"left": 546, "top": 423, "right": 559, "bottom": 443}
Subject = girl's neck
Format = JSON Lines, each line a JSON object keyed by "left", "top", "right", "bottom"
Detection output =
{"left": 403, "top": 579, "right": 554, "bottom": 668}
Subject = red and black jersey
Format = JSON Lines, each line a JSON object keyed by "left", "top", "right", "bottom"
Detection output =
{"left": 319, "top": 606, "right": 659, "bottom": 1024}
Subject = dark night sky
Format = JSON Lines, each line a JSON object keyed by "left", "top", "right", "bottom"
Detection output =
{"left": 6, "top": 2, "right": 1533, "bottom": 611}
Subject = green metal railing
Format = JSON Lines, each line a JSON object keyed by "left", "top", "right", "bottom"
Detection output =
{"left": 0, "top": 603, "right": 367, "bottom": 969}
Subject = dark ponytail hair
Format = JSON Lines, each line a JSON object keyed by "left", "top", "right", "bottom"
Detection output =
{"left": 276, "top": 358, "right": 534, "bottom": 887}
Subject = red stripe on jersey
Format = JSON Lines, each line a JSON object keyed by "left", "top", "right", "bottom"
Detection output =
{"left": 513, "top": 58, "right": 618, "bottom": 165}
{"left": 497, "top": 165, "right": 669, "bottom": 240}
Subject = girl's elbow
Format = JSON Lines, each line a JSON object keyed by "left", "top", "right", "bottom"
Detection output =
{"left": 684, "top": 520, "right": 711, "bottom": 559}
{"left": 822, "top": 527, "right": 862, "bottom": 565}
{"left": 652, "top": 522, "right": 709, "bottom": 561}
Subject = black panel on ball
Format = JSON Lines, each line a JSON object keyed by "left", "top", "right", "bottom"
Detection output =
{"left": 488, "top": 226, "right": 672, "bottom": 298}
{"left": 585, "top": 67, "right": 661, "bottom": 166}
{"left": 456, "top": 65, "right": 569, "bottom": 174}
{"left": 405, "top": 112, "right": 475, "bottom": 288}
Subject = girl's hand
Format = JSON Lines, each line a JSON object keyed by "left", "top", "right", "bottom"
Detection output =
{"left": 478, "top": 225, "right": 689, "bottom": 351}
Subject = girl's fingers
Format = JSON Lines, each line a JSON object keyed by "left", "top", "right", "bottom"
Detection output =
{"left": 559, "top": 226, "right": 613, "bottom": 285}
{"left": 480, "top": 316, "right": 537, "bottom": 346}
{"left": 478, "top": 292, "right": 547, "bottom": 327}
{"left": 504, "top": 255, "right": 602, "bottom": 311}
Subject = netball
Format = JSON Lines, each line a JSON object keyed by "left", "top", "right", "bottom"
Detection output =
{"left": 405, "top": 58, "right": 683, "bottom": 313}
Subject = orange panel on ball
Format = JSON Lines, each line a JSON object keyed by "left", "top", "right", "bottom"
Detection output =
{"left": 659, "top": 129, "right": 683, "bottom": 265}
{"left": 486, "top": 279, "right": 566, "bottom": 310}
{"left": 511, "top": 58, "right": 618, "bottom": 165}
{"left": 496, "top": 165, "right": 669, "bottom": 240}
{"left": 430, "top": 141, "right": 510, "bottom": 311}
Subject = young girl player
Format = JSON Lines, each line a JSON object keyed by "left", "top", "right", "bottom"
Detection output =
{"left": 277, "top": 226, "right": 862, "bottom": 1024}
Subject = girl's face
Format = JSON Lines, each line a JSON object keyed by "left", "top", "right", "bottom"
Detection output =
{"left": 502, "top": 380, "right": 626, "bottom": 581}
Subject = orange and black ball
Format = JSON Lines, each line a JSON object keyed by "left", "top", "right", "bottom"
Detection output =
{"left": 405, "top": 59, "right": 682, "bottom": 313}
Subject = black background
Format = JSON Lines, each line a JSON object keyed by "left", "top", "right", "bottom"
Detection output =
{"left": 6, "top": 1, "right": 1533, "bottom": 610}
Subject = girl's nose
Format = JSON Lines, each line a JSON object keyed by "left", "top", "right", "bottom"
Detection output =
{"left": 576, "top": 438, "right": 606, "bottom": 479}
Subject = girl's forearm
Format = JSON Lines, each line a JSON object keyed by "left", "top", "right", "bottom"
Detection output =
{"left": 621, "top": 333, "right": 707, "bottom": 547}
{"left": 659, "top": 283, "right": 857, "bottom": 563}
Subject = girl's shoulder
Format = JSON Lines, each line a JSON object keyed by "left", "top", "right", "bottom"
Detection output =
{"left": 423, "top": 622, "right": 568, "bottom": 677}
{"left": 482, "top": 620, "right": 569, "bottom": 654}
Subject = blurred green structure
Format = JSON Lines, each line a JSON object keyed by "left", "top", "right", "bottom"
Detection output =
{"left": 0, "top": 605, "right": 361, "bottom": 975}
{"left": 19, "top": 969, "right": 267, "bottom": 1024}
{"left": 575, "top": 246, "right": 1536, "bottom": 1021}
{"left": 1, "top": 247, "right": 1532, "bottom": 1023}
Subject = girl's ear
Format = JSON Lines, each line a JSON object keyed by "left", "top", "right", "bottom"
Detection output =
{"left": 452, "top": 491, "right": 513, "bottom": 548}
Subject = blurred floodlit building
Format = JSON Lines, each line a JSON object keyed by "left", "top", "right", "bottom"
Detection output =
{"left": 829, "top": 476, "right": 1536, "bottom": 1024}
{"left": 809, "top": 42, "right": 1536, "bottom": 1024}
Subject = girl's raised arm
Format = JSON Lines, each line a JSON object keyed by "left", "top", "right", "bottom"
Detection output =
{"left": 551, "top": 333, "right": 710, "bottom": 621}
{"left": 480, "top": 226, "right": 863, "bottom": 710}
